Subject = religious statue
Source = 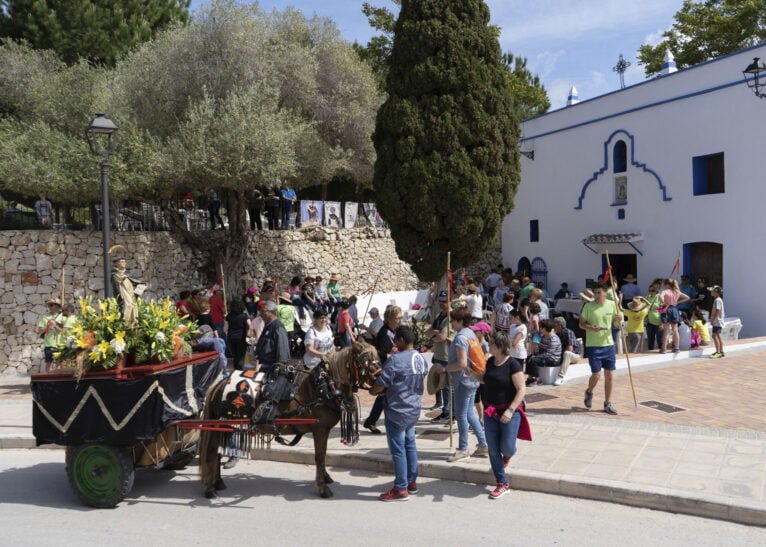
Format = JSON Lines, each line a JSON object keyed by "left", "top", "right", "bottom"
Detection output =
{"left": 109, "top": 246, "right": 146, "bottom": 328}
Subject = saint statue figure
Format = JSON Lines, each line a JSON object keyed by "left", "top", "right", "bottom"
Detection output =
{"left": 109, "top": 247, "right": 146, "bottom": 328}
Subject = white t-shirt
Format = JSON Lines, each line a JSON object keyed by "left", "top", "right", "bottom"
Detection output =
{"left": 495, "top": 303, "right": 513, "bottom": 332}
{"left": 467, "top": 294, "right": 483, "bottom": 319}
{"left": 509, "top": 323, "right": 528, "bottom": 360}
{"left": 303, "top": 325, "right": 334, "bottom": 369}
{"left": 537, "top": 300, "right": 550, "bottom": 320}
{"left": 712, "top": 297, "right": 725, "bottom": 327}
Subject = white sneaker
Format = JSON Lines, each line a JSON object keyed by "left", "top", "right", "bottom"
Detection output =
{"left": 553, "top": 377, "right": 564, "bottom": 386}
{"left": 447, "top": 449, "right": 471, "bottom": 463}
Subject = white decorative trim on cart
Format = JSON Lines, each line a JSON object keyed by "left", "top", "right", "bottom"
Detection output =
{"left": 33, "top": 381, "right": 193, "bottom": 434}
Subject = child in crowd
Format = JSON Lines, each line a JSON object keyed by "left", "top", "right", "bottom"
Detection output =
{"left": 621, "top": 296, "right": 650, "bottom": 353}
{"left": 524, "top": 320, "right": 562, "bottom": 387}
{"left": 709, "top": 286, "right": 725, "bottom": 358}
{"left": 526, "top": 302, "right": 542, "bottom": 354}
{"left": 494, "top": 292, "right": 514, "bottom": 333}
{"left": 689, "top": 308, "right": 711, "bottom": 348}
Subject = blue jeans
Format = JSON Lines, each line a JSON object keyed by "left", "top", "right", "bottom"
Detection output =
{"left": 281, "top": 203, "right": 293, "bottom": 229}
{"left": 454, "top": 381, "right": 487, "bottom": 451}
{"left": 384, "top": 418, "right": 418, "bottom": 490}
{"left": 484, "top": 411, "right": 521, "bottom": 485}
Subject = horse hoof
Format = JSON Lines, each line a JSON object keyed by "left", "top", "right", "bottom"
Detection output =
{"left": 323, "top": 475, "right": 334, "bottom": 484}
{"left": 204, "top": 489, "right": 217, "bottom": 499}
{"left": 214, "top": 478, "right": 227, "bottom": 491}
{"left": 319, "top": 488, "right": 334, "bottom": 499}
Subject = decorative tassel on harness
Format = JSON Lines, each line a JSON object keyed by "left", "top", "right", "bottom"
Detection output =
{"left": 340, "top": 395, "right": 360, "bottom": 446}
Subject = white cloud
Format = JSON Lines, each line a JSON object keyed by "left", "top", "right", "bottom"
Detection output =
{"left": 644, "top": 27, "right": 671, "bottom": 47}
{"left": 488, "top": 0, "right": 681, "bottom": 48}
{"left": 527, "top": 49, "right": 567, "bottom": 79}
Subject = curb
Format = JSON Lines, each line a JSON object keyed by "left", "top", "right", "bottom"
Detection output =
{"left": 250, "top": 447, "right": 766, "bottom": 527}
{"left": 0, "top": 435, "right": 36, "bottom": 449}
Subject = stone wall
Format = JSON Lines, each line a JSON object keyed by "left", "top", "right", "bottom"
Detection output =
{"left": 0, "top": 227, "right": 418, "bottom": 375}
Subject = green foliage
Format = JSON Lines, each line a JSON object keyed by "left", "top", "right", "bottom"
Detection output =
{"left": 503, "top": 52, "right": 551, "bottom": 120}
{"left": 354, "top": 1, "right": 400, "bottom": 87}
{"left": 0, "top": 0, "right": 190, "bottom": 67}
{"left": 373, "top": 0, "right": 520, "bottom": 281}
{"left": 638, "top": 0, "right": 766, "bottom": 77}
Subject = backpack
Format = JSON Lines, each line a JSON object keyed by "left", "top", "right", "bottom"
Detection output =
{"left": 465, "top": 335, "right": 487, "bottom": 373}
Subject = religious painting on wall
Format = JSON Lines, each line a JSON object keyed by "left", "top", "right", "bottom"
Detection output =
{"left": 324, "top": 201, "right": 342, "bottom": 228}
{"left": 300, "top": 200, "right": 324, "bottom": 226}
{"left": 363, "top": 203, "right": 386, "bottom": 228}
{"left": 614, "top": 176, "right": 627, "bottom": 205}
{"left": 343, "top": 202, "right": 358, "bottom": 228}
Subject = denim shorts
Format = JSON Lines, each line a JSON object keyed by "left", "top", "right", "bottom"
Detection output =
{"left": 586, "top": 345, "right": 616, "bottom": 373}
{"left": 661, "top": 305, "right": 680, "bottom": 325}
{"left": 712, "top": 326, "right": 722, "bottom": 334}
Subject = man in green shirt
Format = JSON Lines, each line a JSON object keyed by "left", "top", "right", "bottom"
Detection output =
{"left": 579, "top": 285, "right": 619, "bottom": 415}
{"left": 37, "top": 298, "right": 63, "bottom": 369}
{"left": 518, "top": 277, "right": 536, "bottom": 302}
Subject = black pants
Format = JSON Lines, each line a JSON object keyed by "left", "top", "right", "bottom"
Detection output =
{"left": 645, "top": 322, "right": 664, "bottom": 350}
{"left": 526, "top": 355, "right": 556, "bottom": 380}
{"left": 229, "top": 339, "right": 247, "bottom": 371}
{"left": 208, "top": 201, "right": 224, "bottom": 229}
{"left": 364, "top": 395, "right": 385, "bottom": 428}
{"left": 266, "top": 206, "right": 280, "bottom": 230}
{"left": 248, "top": 207, "right": 262, "bottom": 230}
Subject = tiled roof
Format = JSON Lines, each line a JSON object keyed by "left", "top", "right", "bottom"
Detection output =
{"left": 582, "top": 233, "right": 643, "bottom": 244}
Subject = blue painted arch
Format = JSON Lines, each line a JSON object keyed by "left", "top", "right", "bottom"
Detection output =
{"left": 574, "top": 129, "right": 672, "bottom": 210}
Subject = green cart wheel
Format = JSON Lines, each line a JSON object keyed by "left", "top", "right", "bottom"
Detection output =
{"left": 66, "top": 444, "right": 135, "bottom": 508}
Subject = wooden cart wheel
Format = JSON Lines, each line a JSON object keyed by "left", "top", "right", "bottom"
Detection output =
{"left": 66, "top": 444, "right": 135, "bottom": 508}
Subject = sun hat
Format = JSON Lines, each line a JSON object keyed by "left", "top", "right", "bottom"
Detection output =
{"left": 47, "top": 298, "right": 62, "bottom": 306}
{"left": 579, "top": 289, "right": 594, "bottom": 302}
{"left": 623, "top": 274, "right": 637, "bottom": 282}
{"left": 470, "top": 321, "right": 492, "bottom": 334}
{"left": 279, "top": 292, "right": 292, "bottom": 304}
{"left": 709, "top": 285, "right": 723, "bottom": 294}
{"left": 329, "top": 274, "right": 339, "bottom": 282}
{"left": 426, "top": 365, "right": 447, "bottom": 395}
{"left": 629, "top": 296, "right": 643, "bottom": 309}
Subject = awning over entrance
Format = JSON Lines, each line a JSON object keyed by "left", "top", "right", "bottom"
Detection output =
{"left": 582, "top": 233, "right": 644, "bottom": 256}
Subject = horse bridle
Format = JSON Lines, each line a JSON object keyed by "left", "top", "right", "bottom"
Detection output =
{"left": 348, "top": 348, "right": 381, "bottom": 390}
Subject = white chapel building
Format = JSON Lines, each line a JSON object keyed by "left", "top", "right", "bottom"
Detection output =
{"left": 502, "top": 44, "right": 766, "bottom": 337}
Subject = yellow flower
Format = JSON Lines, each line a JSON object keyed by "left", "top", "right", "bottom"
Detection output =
{"left": 159, "top": 319, "right": 170, "bottom": 330}
{"left": 114, "top": 331, "right": 126, "bottom": 344}
{"left": 99, "top": 300, "right": 108, "bottom": 314}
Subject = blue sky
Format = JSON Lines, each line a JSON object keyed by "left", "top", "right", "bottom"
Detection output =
{"left": 189, "top": 0, "right": 684, "bottom": 110}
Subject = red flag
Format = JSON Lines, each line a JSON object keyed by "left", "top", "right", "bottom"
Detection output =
{"left": 603, "top": 265, "right": 612, "bottom": 283}
{"left": 669, "top": 252, "right": 681, "bottom": 278}
{"left": 448, "top": 269, "right": 454, "bottom": 298}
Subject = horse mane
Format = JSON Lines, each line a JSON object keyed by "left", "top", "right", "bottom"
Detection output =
{"left": 322, "top": 339, "right": 377, "bottom": 386}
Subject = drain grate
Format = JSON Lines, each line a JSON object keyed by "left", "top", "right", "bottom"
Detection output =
{"left": 418, "top": 430, "right": 450, "bottom": 441}
{"left": 640, "top": 400, "right": 687, "bottom": 413}
{"left": 525, "top": 393, "right": 559, "bottom": 404}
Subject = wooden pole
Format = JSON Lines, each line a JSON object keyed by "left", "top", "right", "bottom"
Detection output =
{"left": 447, "top": 252, "right": 454, "bottom": 448}
{"left": 61, "top": 265, "right": 65, "bottom": 305}
{"left": 362, "top": 273, "right": 382, "bottom": 323}
{"left": 604, "top": 249, "right": 638, "bottom": 407}
{"left": 219, "top": 263, "right": 228, "bottom": 316}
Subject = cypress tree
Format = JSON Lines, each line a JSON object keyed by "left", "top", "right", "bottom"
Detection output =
{"left": 373, "top": 0, "right": 519, "bottom": 281}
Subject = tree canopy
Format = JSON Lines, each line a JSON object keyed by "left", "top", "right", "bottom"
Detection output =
{"left": 373, "top": 0, "right": 520, "bottom": 281}
{"left": 0, "top": 0, "right": 190, "bottom": 67}
{"left": 638, "top": 0, "right": 766, "bottom": 77}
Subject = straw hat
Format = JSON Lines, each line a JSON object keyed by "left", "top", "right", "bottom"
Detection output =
{"left": 624, "top": 274, "right": 637, "bottom": 283}
{"left": 329, "top": 274, "right": 339, "bottom": 282}
{"left": 279, "top": 292, "right": 292, "bottom": 304}
{"left": 579, "top": 289, "right": 594, "bottom": 302}
{"left": 426, "top": 365, "right": 447, "bottom": 395}
{"left": 47, "top": 298, "right": 62, "bottom": 306}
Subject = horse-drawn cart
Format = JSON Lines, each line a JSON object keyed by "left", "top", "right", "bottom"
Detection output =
{"left": 31, "top": 351, "right": 223, "bottom": 508}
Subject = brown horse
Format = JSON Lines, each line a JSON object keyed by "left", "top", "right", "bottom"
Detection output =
{"left": 199, "top": 340, "right": 380, "bottom": 498}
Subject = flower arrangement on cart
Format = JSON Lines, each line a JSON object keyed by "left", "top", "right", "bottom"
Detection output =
{"left": 53, "top": 296, "right": 196, "bottom": 376}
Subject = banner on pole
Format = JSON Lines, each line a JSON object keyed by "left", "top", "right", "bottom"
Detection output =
{"left": 363, "top": 203, "right": 386, "bottom": 228}
{"left": 343, "top": 202, "right": 358, "bottom": 228}
{"left": 324, "top": 201, "right": 342, "bottom": 228}
{"left": 300, "top": 200, "right": 323, "bottom": 226}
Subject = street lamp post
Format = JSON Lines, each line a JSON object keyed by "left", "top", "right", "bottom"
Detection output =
{"left": 85, "top": 114, "right": 119, "bottom": 298}
{"left": 743, "top": 57, "right": 766, "bottom": 99}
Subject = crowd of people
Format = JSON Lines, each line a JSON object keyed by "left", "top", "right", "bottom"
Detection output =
{"left": 36, "top": 261, "right": 727, "bottom": 502}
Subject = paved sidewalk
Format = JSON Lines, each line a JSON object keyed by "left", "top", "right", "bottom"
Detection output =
{"left": 4, "top": 348, "right": 766, "bottom": 525}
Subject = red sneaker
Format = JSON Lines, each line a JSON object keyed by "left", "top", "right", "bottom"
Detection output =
{"left": 503, "top": 456, "right": 512, "bottom": 469}
{"left": 407, "top": 481, "right": 418, "bottom": 494}
{"left": 380, "top": 486, "right": 409, "bottom": 502}
{"left": 488, "top": 483, "right": 510, "bottom": 500}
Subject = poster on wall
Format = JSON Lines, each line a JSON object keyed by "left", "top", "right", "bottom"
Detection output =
{"left": 343, "top": 202, "right": 358, "bottom": 228}
{"left": 363, "top": 203, "right": 386, "bottom": 228}
{"left": 300, "top": 200, "right": 323, "bottom": 226}
{"left": 324, "top": 201, "right": 342, "bottom": 228}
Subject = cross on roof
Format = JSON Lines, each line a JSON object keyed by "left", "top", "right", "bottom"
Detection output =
{"left": 612, "top": 54, "right": 631, "bottom": 89}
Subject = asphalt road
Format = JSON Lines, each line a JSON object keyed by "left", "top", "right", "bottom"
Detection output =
{"left": 1, "top": 449, "right": 765, "bottom": 546}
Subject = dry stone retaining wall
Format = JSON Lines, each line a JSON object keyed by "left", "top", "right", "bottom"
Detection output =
{"left": 0, "top": 227, "right": 418, "bottom": 375}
